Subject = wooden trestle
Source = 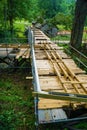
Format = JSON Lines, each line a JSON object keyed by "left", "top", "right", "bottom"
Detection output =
{"left": 32, "top": 28, "right": 87, "bottom": 123}
{"left": 0, "top": 44, "right": 30, "bottom": 59}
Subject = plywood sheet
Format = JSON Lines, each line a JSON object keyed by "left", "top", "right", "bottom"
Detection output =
{"left": 36, "top": 60, "right": 54, "bottom": 75}
{"left": 35, "top": 50, "right": 47, "bottom": 59}
{"left": 39, "top": 76, "right": 63, "bottom": 91}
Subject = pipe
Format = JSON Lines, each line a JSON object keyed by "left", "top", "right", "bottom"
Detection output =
{"left": 69, "top": 45, "right": 87, "bottom": 60}
{"left": 31, "top": 30, "right": 41, "bottom": 92}
{"left": 39, "top": 116, "right": 87, "bottom": 124}
{"left": 28, "top": 28, "right": 41, "bottom": 130}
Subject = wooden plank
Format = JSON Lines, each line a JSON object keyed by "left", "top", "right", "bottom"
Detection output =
{"left": 26, "top": 50, "right": 30, "bottom": 58}
{"left": 62, "top": 59, "right": 85, "bottom": 74}
{"left": 26, "top": 76, "right": 33, "bottom": 79}
{"left": 56, "top": 50, "right": 71, "bottom": 59}
{"left": 33, "top": 91, "right": 87, "bottom": 102}
{"left": 38, "top": 98, "right": 70, "bottom": 109}
{"left": 22, "top": 50, "right": 28, "bottom": 58}
{"left": 35, "top": 50, "right": 47, "bottom": 59}
{"left": 77, "top": 74, "right": 87, "bottom": 82}
{"left": 36, "top": 60, "right": 55, "bottom": 75}
{"left": 16, "top": 49, "right": 27, "bottom": 59}
{"left": 39, "top": 76, "right": 63, "bottom": 91}
{"left": 0, "top": 44, "right": 29, "bottom": 48}
{"left": 39, "top": 76, "right": 86, "bottom": 95}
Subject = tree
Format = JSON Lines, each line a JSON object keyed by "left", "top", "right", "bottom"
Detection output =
{"left": 70, "top": 0, "right": 87, "bottom": 49}
{"left": 38, "top": 0, "right": 62, "bottom": 18}
{"left": 60, "top": 0, "right": 75, "bottom": 15}
{"left": 0, "top": 0, "right": 7, "bottom": 28}
{"left": 28, "top": 0, "right": 40, "bottom": 21}
{"left": 4, "top": 0, "right": 31, "bottom": 34}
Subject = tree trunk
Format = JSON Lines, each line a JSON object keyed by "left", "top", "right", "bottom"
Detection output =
{"left": 70, "top": 0, "right": 87, "bottom": 49}
{"left": 9, "top": 15, "right": 13, "bottom": 34}
{"left": 7, "top": 0, "right": 14, "bottom": 35}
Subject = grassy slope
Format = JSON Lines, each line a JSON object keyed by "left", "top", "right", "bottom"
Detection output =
{"left": 0, "top": 70, "right": 35, "bottom": 130}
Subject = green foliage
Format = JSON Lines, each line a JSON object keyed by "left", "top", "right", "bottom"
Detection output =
{"left": 52, "top": 34, "right": 71, "bottom": 41}
{"left": 75, "top": 121, "right": 87, "bottom": 129}
{"left": 60, "top": 0, "right": 75, "bottom": 15}
{"left": 14, "top": 20, "right": 30, "bottom": 37}
{"left": 38, "top": 0, "right": 62, "bottom": 18}
{"left": 0, "top": 0, "right": 76, "bottom": 39}
{"left": 29, "top": 0, "right": 40, "bottom": 20}
{"left": 57, "top": 25, "right": 66, "bottom": 31}
{"left": 0, "top": 73, "right": 35, "bottom": 130}
{"left": 0, "top": 110, "right": 19, "bottom": 130}
{"left": 54, "top": 13, "right": 73, "bottom": 30}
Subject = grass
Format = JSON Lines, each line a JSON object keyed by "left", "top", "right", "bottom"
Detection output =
{"left": 52, "top": 34, "right": 71, "bottom": 41}
{"left": 0, "top": 70, "right": 35, "bottom": 130}
{"left": 75, "top": 121, "right": 87, "bottom": 129}
{"left": 52, "top": 30, "right": 87, "bottom": 42}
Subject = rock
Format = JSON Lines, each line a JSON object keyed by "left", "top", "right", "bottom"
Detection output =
{"left": 41, "top": 24, "right": 49, "bottom": 32}
{"left": 32, "top": 20, "right": 58, "bottom": 37}
{"left": 47, "top": 27, "right": 58, "bottom": 37}
{"left": 41, "top": 24, "right": 58, "bottom": 37}
{"left": 34, "top": 23, "right": 42, "bottom": 29}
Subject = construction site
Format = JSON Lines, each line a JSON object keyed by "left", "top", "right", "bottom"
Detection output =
{"left": 0, "top": 27, "right": 87, "bottom": 130}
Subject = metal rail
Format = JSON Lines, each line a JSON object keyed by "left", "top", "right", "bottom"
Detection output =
{"left": 29, "top": 29, "right": 41, "bottom": 92}
{"left": 69, "top": 45, "right": 87, "bottom": 60}
{"left": 28, "top": 27, "right": 41, "bottom": 130}
{"left": 68, "top": 45, "right": 87, "bottom": 71}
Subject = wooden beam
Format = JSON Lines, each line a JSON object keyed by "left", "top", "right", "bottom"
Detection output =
{"left": 26, "top": 76, "right": 33, "bottom": 80}
{"left": 33, "top": 91, "right": 87, "bottom": 102}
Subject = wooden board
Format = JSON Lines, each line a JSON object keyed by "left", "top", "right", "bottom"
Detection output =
{"left": 16, "top": 49, "right": 27, "bottom": 59}
{"left": 62, "top": 59, "right": 85, "bottom": 74}
{"left": 0, "top": 44, "right": 29, "bottom": 48}
{"left": 39, "top": 76, "right": 86, "bottom": 94}
{"left": 35, "top": 50, "right": 47, "bottom": 59}
{"left": 36, "top": 60, "right": 55, "bottom": 75}
{"left": 38, "top": 98, "right": 70, "bottom": 109}
{"left": 39, "top": 76, "right": 63, "bottom": 91}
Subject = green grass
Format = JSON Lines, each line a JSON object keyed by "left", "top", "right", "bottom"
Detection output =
{"left": 0, "top": 71, "right": 35, "bottom": 130}
{"left": 83, "top": 32, "right": 87, "bottom": 41}
{"left": 52, "top": 29, "right": 87, "bottom": 42}
{"left": 75, "top": 121, "right": 87, "bottom": 129}
{"left": 52, "top": 34, "right": 71, "bottom": 41}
